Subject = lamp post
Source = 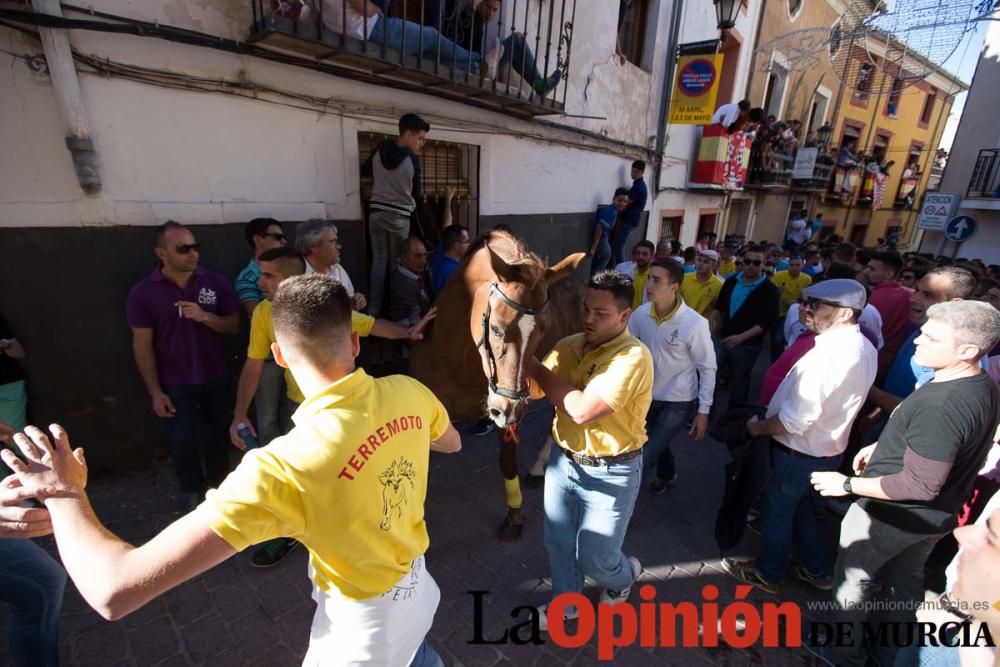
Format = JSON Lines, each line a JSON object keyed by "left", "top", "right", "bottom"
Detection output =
{"left": 715, "top": 0, "right": 741, "bottom": 32}
{"left": 817, "top": 122, "right": 834, "bottom": 149}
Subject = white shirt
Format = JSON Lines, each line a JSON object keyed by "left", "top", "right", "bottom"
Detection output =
{"left": 614, "top": 261, "right": 651, "bottom": 306}
{"left": 786, "top": 219, "right": 810, "bottom": 245}
{"left": 784, "top": 303, "right": 884, "bottom": 351}
{"left": 306, "top": 260, "right": 356, "bottom": 297}
{"left": 627, "top": 301, "right": 717, "bottom": 413}
{"left": 767, "top": 324, "right": 877, "bottom": 457}
{"left": 711, "top": 102, "right": 741, "bottom": 128}
{"left": 315, "top": 0, "right": 380, "bottom": 40}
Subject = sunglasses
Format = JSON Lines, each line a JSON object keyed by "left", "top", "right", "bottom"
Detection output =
{"left": 745, "top": 259, "right": 764, "bottom": 267}
{"left": 175, "top": 243, "right": 201, "bottom": 255}
{"left": 264, "top": 233, "right": 287, "bottom": 242}
{"left": 804, "top": 298, "right": 840, "bottom": 311}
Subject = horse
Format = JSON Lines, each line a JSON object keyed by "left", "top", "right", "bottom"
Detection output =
{"left": 409, "top": 230, "right": 585, "bottom": 539}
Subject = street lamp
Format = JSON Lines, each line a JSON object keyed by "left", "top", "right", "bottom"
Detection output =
{"left": 715, "top": 0, "right": 741, "bottom": 31}
{"left": 817, "top": 122, "right": 834, "bottom": 148}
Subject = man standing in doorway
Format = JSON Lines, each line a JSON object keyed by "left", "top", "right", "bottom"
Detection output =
{"left": 127, "top": 222, "right": 240, "bottom": 508}
{"left": 612, "top": 161, "right": 648, "bottom": 265}
{"left": 363, "top": 113, "right": 430, "bottom": 316}
{"left": 679, "top": 249, "right": 725, "bottom": 318}
{"left": 526, "top": 271, "right": 653, "bottom": 628}
{"left": 710, "top": 245, "right": 780, "bottom": 406}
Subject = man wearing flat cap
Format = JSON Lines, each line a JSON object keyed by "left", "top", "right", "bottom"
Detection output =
{"left": 679, "top": 249, "right": 724, "bottom": 318}
{"left": 722, "top": 279, "right": 878, "bottom": 595}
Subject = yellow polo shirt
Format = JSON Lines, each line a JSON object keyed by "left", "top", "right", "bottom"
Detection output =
{"left": 631, "top": 266, "right": 651, "bottom": 310}
{"left": 248, "top": 301, "right": 376, "bottom": 403}
{"left": 679, "top": 272, "right": 724, "bottom": 318}
{"left": 541, "top": 330, "right": 653, "bottom": 458}
{"left": 201, "top": 369, "right": 449, "bottom": 600}
{"left": 771, "top": 271, "right": 812, "bottom": 316}
{"left": 719, "top": 259, "right": 737, "bottom": 277}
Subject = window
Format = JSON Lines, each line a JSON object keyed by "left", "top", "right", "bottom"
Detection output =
{"left": 617, "top": 0, "right": 651, "bottom": 68}
{"left": 856, "top": 63, "right": 874, "bottom": 97}
{"left": 829, "top": 22, "right": 843, "bottom": 58}
{"left": 659, "top": 216, "right": 683, "bottom": 243}
{"left": 886, "top": 78, "right": 903, "bottom": 117}
{"left": 697, "top": 213, "right": 718, "bottom": 241}
{"left": 920, "top": 89, "right": 937, "bottom": 125}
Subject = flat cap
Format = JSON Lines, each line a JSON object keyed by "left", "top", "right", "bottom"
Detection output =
{"left": 698, "top": 249, "right": 720, "bottom": 262}
{"left": 802, "top": 279, "right": 867, "bottom": 310}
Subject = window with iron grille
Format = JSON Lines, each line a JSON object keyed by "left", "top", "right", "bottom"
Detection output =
{"left": 358, "top": 132, "right": 480, "bottom": 245}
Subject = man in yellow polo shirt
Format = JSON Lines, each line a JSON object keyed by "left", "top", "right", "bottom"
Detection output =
{"left": 769, "top": 254, "right": 811, "bottom": 358}
{"left": 229, "top": 247, "right": 436, "bottom": 568}
{"left": 679, "top": 249, "right": 725, "bottom": 317}
{"left": 525, "top": 270, "right": 653, "bottom": 628}
{"left": 5, "top": 275, "right": 461, "bottom": 666}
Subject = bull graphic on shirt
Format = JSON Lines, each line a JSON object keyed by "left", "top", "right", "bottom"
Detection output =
{"left": 378, "top": 457, "right": 416, "bottom": 531}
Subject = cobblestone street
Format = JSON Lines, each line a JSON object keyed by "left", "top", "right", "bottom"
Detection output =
{"left": 0, "top": 399, "right": 837, "bottom": 666}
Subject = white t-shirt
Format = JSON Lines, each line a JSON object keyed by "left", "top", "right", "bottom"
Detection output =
{"left": 711, "top": 103, "right": 741, "bottom": 128}
{"left": 787, "top": 219, "right": 810, "bottom": 245}
{"left": 315, "top": 0, "right": 380, "bottom": 40}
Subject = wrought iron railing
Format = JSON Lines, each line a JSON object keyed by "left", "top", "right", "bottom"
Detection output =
{"left": 747, "top": 146, "right": 793, "bottom": 187}
{"left": 967, "top": 148, "right": 1000, "bottom": 199}
{"left": 249, "top": 0, "right": 575, "bottom": 114}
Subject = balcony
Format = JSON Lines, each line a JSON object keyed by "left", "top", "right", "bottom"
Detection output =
{"left": 894, "top": 172, "right": 920, "bottom": 208}
{"left": 967, "top": 149, "right": 1000, "bottom": 199}
{"left": 746, "top": 147, "right": 793, "bottom": 188}
{"left": 247, "top": 0, "right": 574, "bottom": 118}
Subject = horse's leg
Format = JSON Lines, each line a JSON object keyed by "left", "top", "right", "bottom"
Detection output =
{"left": 498, "top": 425, "right": 524, "bottom": 541}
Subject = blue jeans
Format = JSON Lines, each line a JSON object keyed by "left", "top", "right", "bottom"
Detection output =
{"left": 162, "top": 378, "right": 232, "bottom": 494}
{"left": 498, "top": 33, "right": 544, "bottom": 84}
{"left": 255, "top": 359, "right": 290, "bottom": 447}
{"left": 642, "top": 400, "right": 697, "bottom": 482}
{"left": 409, "top": 639, "right": 444, "bottom": 667}
{"left": 543, "top": 442, "right": 642, "bottom": 600}
{"left": 369, "top": 17, "right": 480, "bottom": 72}
{"left": 590, "top": 236, "right": 612, "bottom": 275}
{"left": 611, "top": 224, "right": 638, "bottom": 267}
{"left": 756, "top": 442, "right": 840, "bottom": 583}
{"left": 0, "top": 539, "right": 66, "bottom": 667}
{"left": 714, "top": 339, "right": 761, "bottom": 406}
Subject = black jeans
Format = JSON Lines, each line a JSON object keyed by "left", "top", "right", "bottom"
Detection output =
{"left": 715, "top": 339, "right": 762, "bottom": 406}
{"left": 162, "top": 378, "right": 232, "bottom": 493}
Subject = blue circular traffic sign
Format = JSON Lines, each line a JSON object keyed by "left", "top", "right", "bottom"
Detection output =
{"left": 677, "top": 59, "right": 717, "bottom": 97}
{"left": 944, "top": 216, "right": 976, "bottom": 242}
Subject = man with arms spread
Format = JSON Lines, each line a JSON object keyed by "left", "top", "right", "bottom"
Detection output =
{"left": 525, "top": 271, "right": 653, "bottom": 628}
{"left": 6, "top": 275, "right": 462, "bottom": 666}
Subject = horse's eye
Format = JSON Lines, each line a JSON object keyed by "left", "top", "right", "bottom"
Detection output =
{"left": 490, "top": 325, "right": 504, "bottom": 339}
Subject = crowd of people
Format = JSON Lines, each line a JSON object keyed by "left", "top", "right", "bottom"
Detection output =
{"left": 1, "top": 111, "right": 1000, "bottom": 667}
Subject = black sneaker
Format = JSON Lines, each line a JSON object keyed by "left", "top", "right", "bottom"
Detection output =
{"left": 720, "top": 557, "right": 779, "bottom": 595}
{"left": 470, "top": 418, "right": 497, "bottom": 436}
{"left": 250, "top": 538, "right": 299, "bottom": 568}
{"left": 790, "top": 564, "right": 833, "bottom": 591}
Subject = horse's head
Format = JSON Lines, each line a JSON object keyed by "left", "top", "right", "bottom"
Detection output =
{"left": 471, "top": 234, "right": 584, "bottom": 428}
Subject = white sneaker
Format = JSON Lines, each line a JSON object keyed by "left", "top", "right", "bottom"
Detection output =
{"left": 537, "top": 603, "right": 579, "bottom": 632}
{"left": 599, "top": 556, "right": 642, "bottom": 605}
{"left": 481, "top": 37, "right": 502, "bottom": 78}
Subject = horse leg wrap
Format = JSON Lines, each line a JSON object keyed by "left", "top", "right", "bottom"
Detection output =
{"left": 504, "top": 476, "right": 523, "bottom": 510}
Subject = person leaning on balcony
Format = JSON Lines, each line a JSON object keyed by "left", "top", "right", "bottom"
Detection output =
{"left": 439, "top": 0, "right": 563, "bottom": 93}
{"left": 308, "top": 0, "right": 481, "bottom": 72}
{"left": 711, "top": 99, "right": 750, "bottom": 134}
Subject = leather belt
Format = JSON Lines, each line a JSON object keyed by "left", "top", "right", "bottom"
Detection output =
{"left": 562, "top": 447, "right": 642, "bottom": 467}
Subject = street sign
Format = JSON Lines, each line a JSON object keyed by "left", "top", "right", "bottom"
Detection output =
{"left": 944, "top": 216, "right": 976, "bottom": 242}
{"left": 916, "top": 193, "right": 960, "bottom": 231}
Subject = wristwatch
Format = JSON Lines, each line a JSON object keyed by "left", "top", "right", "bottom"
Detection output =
{"left": 842, "top": 477, "right": 854, "bottom": 495}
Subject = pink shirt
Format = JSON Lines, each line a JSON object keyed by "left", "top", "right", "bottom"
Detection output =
{"left": 869, "top": 281, "right": 914, "bottom": 376}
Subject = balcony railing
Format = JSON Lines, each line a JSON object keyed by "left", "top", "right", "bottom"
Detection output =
{"left": 746, "top": 147, "right": 793, "bottom": 188}
{"left": 790, "top": 156, "right": 833, "bottom": 191}
{"left": 894, "top": 172, "right": 920, "bottom": 208}
{"left": 248, "top": 0, "right": 575, "bottom": 117}
{"left": 968, "top": 149, "right": 1000, "bottom": 199}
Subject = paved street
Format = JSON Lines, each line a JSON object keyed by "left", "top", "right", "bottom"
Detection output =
{"left": 0, "top": 396, "right": 838, "bottom": 666}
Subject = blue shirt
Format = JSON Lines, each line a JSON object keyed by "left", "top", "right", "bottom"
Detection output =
{"left": 776, "top": 260, "right": 790, "bottom": 272}
{"left": 804, "top": 264, "right": 822, "bottom": 277}
{"left": 810, "top": 219, "right": 823, "bottom": 236}
{"left": 430, "top": 245, "right": 460, "bottom": 296}
{"left": 595, "top": 205, "right": 617, "bottom": 241}
{"left": 884, "top": 330, "right": 920, "bottom": 398}
{"left": 729, "top": 273, "right": 767, "bottom": 318}
{"left": 683, "top": 265, "right": 696, "bottom": 274}
{"left": 621, "top": 178, "right": 648, "bottom": 228}
{"left": 234, "top": 259, "right": 262, "bottom": 304}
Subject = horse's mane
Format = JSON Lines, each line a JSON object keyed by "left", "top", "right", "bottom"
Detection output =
{"left": 466, "top": 230, "right": 546, "bottom": 286}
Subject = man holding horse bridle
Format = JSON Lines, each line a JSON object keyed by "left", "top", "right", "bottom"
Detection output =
{"left": 524, "top": 270, "right": 653, "bottom": 628}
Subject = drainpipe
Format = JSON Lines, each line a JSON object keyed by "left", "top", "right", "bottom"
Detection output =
{"left": 32, "top": 0, "right": 101, "bottom": 194}
{"left": 652, "top": 0, "right": 685, "bottom": 195}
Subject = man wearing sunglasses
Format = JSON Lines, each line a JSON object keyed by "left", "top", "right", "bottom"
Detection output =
{"left": 723, "top": 279, "right": 877, "bottom": 596}
{"left": 127, "top": 222, "right": 240, "bottom": 509}
{"left": 235, "top": 218, "right": 287, "bottom": 319}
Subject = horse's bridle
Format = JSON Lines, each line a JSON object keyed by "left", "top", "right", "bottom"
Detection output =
{"left": 477, "top": 283, "right": 547, "bottom": 402}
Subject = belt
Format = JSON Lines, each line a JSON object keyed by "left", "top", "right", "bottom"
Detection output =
{"left": 562, "top": 447, "right": 642, "bottom": 467}
{"left": 770, "top": 438, "right": 836, "bottom": 461}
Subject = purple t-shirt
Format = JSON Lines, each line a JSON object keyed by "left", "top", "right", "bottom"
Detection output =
{"left": 127, "top": 267, "right": 238, "bottom": 386}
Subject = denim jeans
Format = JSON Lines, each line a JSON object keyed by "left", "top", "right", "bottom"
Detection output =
{"left": 368, "top": 210, "right": 411, "bottom": 317}
{"left": 590, "top": 237, "right": 612, "bottom": 275}
{"left": 498, "top": 33, "right": 543, "bottom": 84}
{"left": 757, "top": 442, "right": 841, "bottom": 583}
{"left": 611, "top": 224, "right": 638, "bottom": 267}
{"left": 162, "top": 377, "right": 232, "bottom": 493}
{"left": 409, "top": 640, "right": 444, "bottom": 667}
{"left": 255, "top": 359, "right": 290, "bottom": 447}
{"left": 832, "top": 503, "right": 944, "bottom": 667}
{"left": 0, "top": 539, "right": 66, "bottom": 667}
{"left": 369, "top": 17, "right": 480, "bottom": 72}
{"left": 642, "top": 400, "right": 696, "bottom": 482}
{"left": 714, "top": 339, "right": 761, "bottom": 406}
{"left": 543, "top": 441, "right": 642, "bottom": 600}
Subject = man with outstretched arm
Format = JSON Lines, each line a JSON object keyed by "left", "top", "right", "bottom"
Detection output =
{"left": 5, "top": 275, "right": 461, "bottom": 667}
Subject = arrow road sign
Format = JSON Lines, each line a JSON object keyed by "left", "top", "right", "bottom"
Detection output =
{"left": 944, "top": 216, "right": 977, "bottom": 243}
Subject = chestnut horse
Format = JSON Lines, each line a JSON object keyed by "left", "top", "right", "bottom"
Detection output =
{"left": 409, "top": 230, "right": 584, "bottom": 539}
